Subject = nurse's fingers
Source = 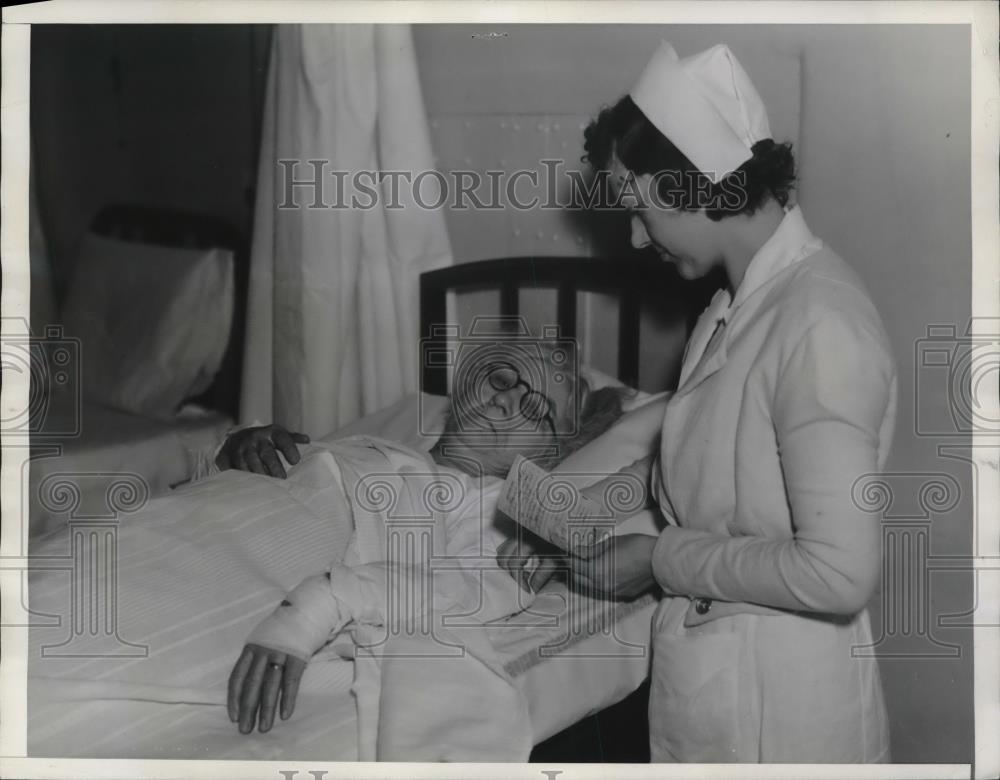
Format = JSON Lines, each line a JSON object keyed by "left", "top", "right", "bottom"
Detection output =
{"left": 567, "top": 566, "right": 598, "bottom": 594}
{"left": 566, "top": 550, "right": 609, "bottom": 596}
{"left": 568, "top": 534, "right": 615, "bottom": 561}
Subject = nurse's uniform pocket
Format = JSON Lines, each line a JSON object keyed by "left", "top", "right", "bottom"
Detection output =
{"left": 649, "top": 629, "right": 745, "bottom": 763}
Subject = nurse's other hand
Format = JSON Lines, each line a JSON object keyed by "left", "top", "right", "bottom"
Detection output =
{"left": 216, "top": 425, "right": 310, "bottom": 478}
{"left": 567, "top": 533, "right": 658, "bottom": 599}
{"left": 228, "top": 643, "right": 307, "bottom": 734}
{"left": 497, "top": 535, "right": 566, "bottom": 594}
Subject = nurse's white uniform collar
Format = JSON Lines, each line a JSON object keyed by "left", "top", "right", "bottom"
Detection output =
{"left": 724, "top": 205, "right": 822, "bottom": 315}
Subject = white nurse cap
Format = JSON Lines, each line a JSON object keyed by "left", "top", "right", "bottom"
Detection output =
{"left": 630, "top": 42, "right": 772, "bottom": 184}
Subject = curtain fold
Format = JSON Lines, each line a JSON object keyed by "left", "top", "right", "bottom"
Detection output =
{"left": 241, "top": 25, "right": 452, "bottom": 435}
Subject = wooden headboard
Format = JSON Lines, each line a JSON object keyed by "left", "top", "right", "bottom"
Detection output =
{"left": 90, "top": 203, "right": 249, "bottom": 420}
{"left": 419, "top": 255, "right": 724, "bottom": 395}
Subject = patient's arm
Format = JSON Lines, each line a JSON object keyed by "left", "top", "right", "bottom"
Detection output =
{"left": 230, "top": 523, "right": 528, "bottom": 735}
{"left": 229, "top": 572, "right": 350, "bottom": 734}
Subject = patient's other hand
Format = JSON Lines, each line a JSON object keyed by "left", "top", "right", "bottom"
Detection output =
{"left": 228, "top": 643, "right": 307, "bottom": 734}
{"left": 497, "top": 534, "right": 566, "bottom": 594}
{"left": 216, "top": 425, "right": 310, "bottom": 478}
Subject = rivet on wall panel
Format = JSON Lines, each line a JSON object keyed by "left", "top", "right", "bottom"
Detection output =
{"left": 575, "top": 235, "right": 585, "bottom": 244}
{"left": 500, "top": 121, "right": 507, "bottom": 129}
{"left": 464, "top": 120, "right": 472, "bottom": 129}
{"left": 536, "top": 229, "right": 545, "bottom": 239}
{"left": 499, "top": 159, "right": 508, "bottom": 167}
{"left": 552, "top": 233, "right": 560, "bottom": 242}
{"left": 553, "top": 123, "right": 561, "bottom": 132}
{"left": 513, "top": 123, "right": 521, "bottom": 131}
{"left": 537, "top": 123, "right": 548, "bottom": 132}
{"left": 513, "top": 227, "right": 521, "bottom": 237}
{"left": 578, "top": 122, "right": 586, "bottom": 131}
{"left": 463, "top": 157, "right": 472, "bottom": 166}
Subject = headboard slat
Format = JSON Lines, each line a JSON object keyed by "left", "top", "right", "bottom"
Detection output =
{"left": 556, "top": 281, "right": 577, "bottom": 342}
{"left": 419, "top": 255, "right": 721, "bottom": 396}
{"left": 618, "top": 286, "right": 641, "bottom": 388}
{"left": 500, "top": 282, "right": 519, "bottom": 318}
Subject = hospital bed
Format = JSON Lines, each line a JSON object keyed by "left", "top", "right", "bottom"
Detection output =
{"left": 28, "top": 204, "right": 247, "bottom": 536}
{"left": 27, "top": 252, "right": 718, "bottom": 761}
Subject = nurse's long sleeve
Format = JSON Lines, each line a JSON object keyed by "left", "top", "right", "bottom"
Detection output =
{"left": 651, "top": 312, "right": 896, "bottom": 615}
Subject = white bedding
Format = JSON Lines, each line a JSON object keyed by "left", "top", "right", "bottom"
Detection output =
{"left": 27, "top": 393, "right": 656, "bottom": 760}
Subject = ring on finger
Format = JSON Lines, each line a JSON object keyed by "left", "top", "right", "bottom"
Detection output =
{"left": 268, "top": 661, "right": 283, "bottom": 672}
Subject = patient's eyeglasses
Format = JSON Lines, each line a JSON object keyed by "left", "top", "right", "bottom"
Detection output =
{"left": 486, "top": 362, "right": 557, "bottom": 434}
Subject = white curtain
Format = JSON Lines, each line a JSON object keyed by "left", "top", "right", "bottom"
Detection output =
{"left": 241, "top": 25, "right": 452, "bottom": 435}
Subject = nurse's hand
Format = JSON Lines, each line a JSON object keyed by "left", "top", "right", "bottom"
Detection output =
{"left": 567, "top": 533, "right": 658, "bottom": 599}
{"left": 497, "top": 535, "right": 566, "bottom": 593}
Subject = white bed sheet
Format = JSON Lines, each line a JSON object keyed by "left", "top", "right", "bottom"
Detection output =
{"left": 27, "top": 393, "right": 655, "bottom": 760}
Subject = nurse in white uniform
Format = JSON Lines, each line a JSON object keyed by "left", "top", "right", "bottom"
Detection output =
{"left": 513, "top": 43, "right": 896, "bottom": 762}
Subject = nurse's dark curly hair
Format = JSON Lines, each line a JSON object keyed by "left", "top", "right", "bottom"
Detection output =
{"left": 583, "top": 95, "right": 796, "bottom": 221}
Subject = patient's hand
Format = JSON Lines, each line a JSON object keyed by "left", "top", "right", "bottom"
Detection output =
{"left": 497, "top": 534, "right": 566, "bottom": 593}
{"left": 216, "top": 425, "right": 310, "bottom": 478}
{"left": 228, "top": 643, "right": 307, "bottom": 734}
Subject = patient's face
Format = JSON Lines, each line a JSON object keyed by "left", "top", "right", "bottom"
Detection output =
{"left": 435, "top": 350, "right": 579, "bottom": 477}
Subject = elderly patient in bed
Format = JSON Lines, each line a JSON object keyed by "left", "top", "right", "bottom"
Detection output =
{"left": 215, "top": 348, "right": 630, "bottom": 734}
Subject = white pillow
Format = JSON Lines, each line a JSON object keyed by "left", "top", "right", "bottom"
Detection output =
{"left": 321, "top": 392, "right": 447, "bottom": 451}
{"left": 62, "top": 233, "right": 234, "bottom": 420}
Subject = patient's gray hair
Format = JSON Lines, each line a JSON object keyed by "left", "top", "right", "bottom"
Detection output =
{"left": 520, "top": 340, "right": 632, "bottom": 467}
{"left": 538, "top": 379, "right": 635, "bottom": 469}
